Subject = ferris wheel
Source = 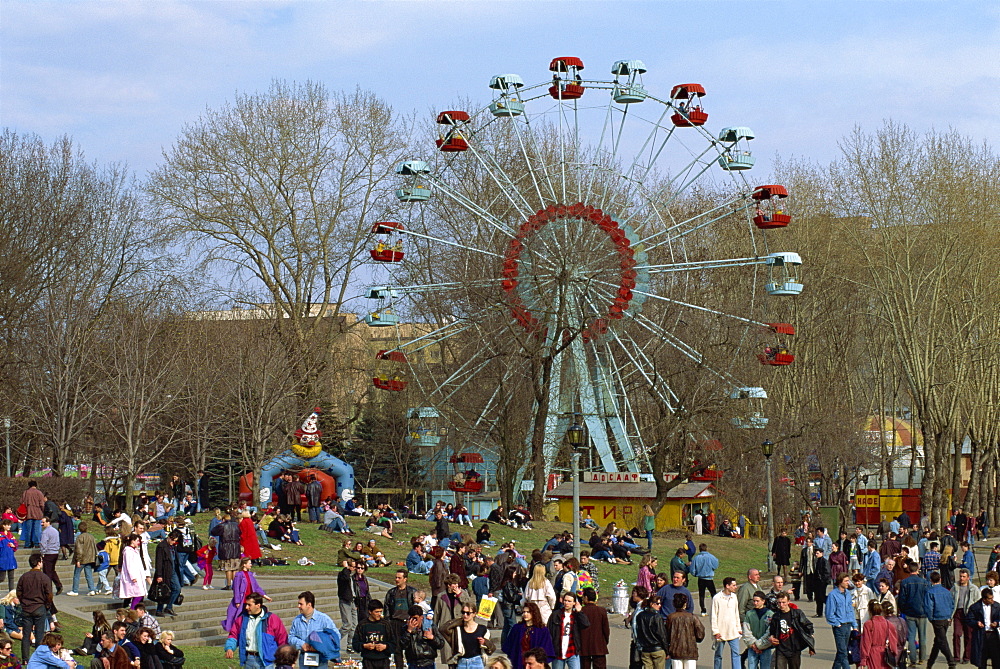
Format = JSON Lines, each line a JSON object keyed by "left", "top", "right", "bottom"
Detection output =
{"left": 362, "top": 56, "right": 802, "bottom": 475}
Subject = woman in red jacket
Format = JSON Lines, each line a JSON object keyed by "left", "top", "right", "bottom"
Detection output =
{"left": 859, "top": 601, "right": 898, "bottom": 669}
{"left": 238, "top": 510, "right": 261, "bottom": 561}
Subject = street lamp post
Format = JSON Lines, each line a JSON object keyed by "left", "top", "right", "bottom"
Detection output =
{"left": 762, "top": 439, "right": 775, "bottom": 572}
{"left": 567, "top": 419, "right": 585, "bottom": 561}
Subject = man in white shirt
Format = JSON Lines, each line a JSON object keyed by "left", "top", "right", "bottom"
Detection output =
{"left": 712, "top": 577, "right": 743, "bottom": 669}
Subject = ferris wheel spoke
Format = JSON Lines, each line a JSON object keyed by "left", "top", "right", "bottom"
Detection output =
{"left": 425, "top": 176, "right": 516, "bottom": 238}
{"left": 629, "top": 313, "right": 737, "bottom": 386}
{"left": 639, "top": 195, "right": 751, "bottom": 248}
{"left": 618, "top": 144, "right": 718, "bottom": 229}
{"left": 400, "top": 226, "right": 506, "bottom": 260}
{"left": 640, "top": 256, "right": 764, "bottom": 273}
{"left": 591, "top": 278, "right": 767, "bottom": 328}
{"left": 461, "top": 139, "right": 537, "bottom": 218}
{"left": 509, "top": 113, "right": 559, "bottom": 206}
{"left": 602, "top": 324, "right": 679, "bottom": 409}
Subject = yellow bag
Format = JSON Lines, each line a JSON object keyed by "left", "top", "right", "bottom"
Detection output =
{"left": 477, "top": 595, "right": 498, "bottom": 620}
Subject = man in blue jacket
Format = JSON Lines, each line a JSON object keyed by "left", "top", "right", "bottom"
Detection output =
{"left": 863, "top": 542, "right": 883, "bottom": 592}
{"left": 924, "top": 571, "right": 957, "bottom": 669}
{"left": 825, "top": 573, "right": 856, "bottom": 669}
{"left": 289, "top": 591, "right": 340, "bottom": 668}
{"left": 689, "top": 543, "right": 719, "bottom": 616}
{"left": 899, "top": 560, "right": 930, "bottom": 665}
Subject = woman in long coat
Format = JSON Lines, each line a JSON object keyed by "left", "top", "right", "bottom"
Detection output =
{"left": 221, "top": 558, "right": 269, "bottom": 631}
{"left": 859, "top": 601, "right": 898, "bottom": 669}
{"left": 501, "top": 602, "right": 555, "bottom": 669}
{"left": 119, "top": 534, "right": 149, "bottom": 609}
{"left": 238, "top": 510, "right": 262, "bottom": 561}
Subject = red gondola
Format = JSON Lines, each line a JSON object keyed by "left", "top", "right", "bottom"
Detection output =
{"left": 757, "top": 352, "right": 795, "bottom": 366}
{"left": 370, "top": 249, "right": 404, "bottom": 263}
{"left": 548, "top": 56, "right": 586, "bottom": 100}
{"left": 436, "top": 137, "right": 469, "bottom": 152}
{"left": 669, "top": 83, "right": 708, "bottom": 127}
{"left": 448, "top": 453, "right": 485, "bottom": 493}
{"left": 373, "top": 376, "right": 408, "bottom": 391}
{"left": 752, "top": 185, "right": 791, "bottom": 229}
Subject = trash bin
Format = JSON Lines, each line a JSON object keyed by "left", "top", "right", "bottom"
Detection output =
{"left": 611, "top": 580, "right": 629, "bottom": 615}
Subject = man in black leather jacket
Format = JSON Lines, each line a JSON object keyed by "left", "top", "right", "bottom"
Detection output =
{"left": 635, "top": 595, "right": 669, "bottom": 666}
{"left": 400, "top": 605, "right": 445, "bottom": 669}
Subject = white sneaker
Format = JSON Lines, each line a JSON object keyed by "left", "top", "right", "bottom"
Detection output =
{"left": 202, "top": 585, "right": 213, "bottom": 590}
{"left": 271, "top": 544, "right": 282, "bottom": 551}
{"left": 87, "top": 591, "right": 98, "bottom": 596}
{"left": 66, "top": 591, "right": 79, "bottom": 596}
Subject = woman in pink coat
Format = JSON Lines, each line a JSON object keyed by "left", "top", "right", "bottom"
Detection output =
{"left": 860, "top": 601, "right": 899, "bottom": 669}
{"left": 119, "top": 533, "right": 149, "bottom": 609}
{"left": 238, "top": 510, "right": 262, "bottom": 560}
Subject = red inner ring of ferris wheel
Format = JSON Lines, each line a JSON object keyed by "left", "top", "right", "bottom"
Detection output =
{"left": 501, "top": 203, "right": 637, "bottom": 341}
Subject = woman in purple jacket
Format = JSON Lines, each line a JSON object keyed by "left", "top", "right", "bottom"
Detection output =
{"left": 501, "top": 602, "right": 555, "bottom": 669}
{"left": 221, "top": 558, "right": 270, "bottom": 631}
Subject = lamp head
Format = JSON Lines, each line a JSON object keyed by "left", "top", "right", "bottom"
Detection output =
{"left": 761, "top": 440, "right": 774, "bottom": 458}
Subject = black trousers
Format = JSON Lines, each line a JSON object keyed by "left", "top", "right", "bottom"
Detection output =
{"left": 697, "top": 578, "right": 717, "bottom": 614}
{"left": 982, "top": 632, "right": 1000, "bottom": 669}
{"left": 928, "top": 619, "right": 954, "bottom": 667}
{"left": 775, "top": 651, "right": 801, "bottom": 669}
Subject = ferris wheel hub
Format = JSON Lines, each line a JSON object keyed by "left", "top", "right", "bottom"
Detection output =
{"left": 502, "top": 203, "right": 649, "bottom": 341}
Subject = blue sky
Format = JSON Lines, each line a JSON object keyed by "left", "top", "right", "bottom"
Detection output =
{"left": 3, "top": 1, "right": 999, "bottom": 179}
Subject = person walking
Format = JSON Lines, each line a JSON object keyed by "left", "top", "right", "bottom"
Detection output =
{"left": 119, "top": 534, "right": 148, "bottom": 610}
{"left": 339, "top": 560, "right": 360, "bottom": 643}
{"left": 288, "top": 591, "right": 338, "bottom": 669}
{"left": 523, "top": 565, "right": 557, "bottom": 625}
{"left": 953, "top": 568, "right": 976, "bottom": 664}
{"left": 826, "top": 573, "right": 857, "bottom": 669}
{"left": 635, "top": 594, "right": 669, "bottom": 669}
{"left": 578, "top": 588, "right": 609, "bottom": 669}
{"left": 689, "top": 544, "right": 719, "bottom": 617}
{"left": 859, "top": 601, "right": 898, "bottom": 669}
{"left": 899, "top": 561, "right": 930, "bottom": 666}
{"left": 864, "top": 542, "right": 884, "bottom": 593}
{"left": 68, "top": 520, "right": 98, "bottom": 597}
{"left": 737, "top": 570, "right": 763, "bottom": 623}
{"left": 224, "top": 591, "right": 289, "bottom": 669}
{"left": 354, "top": 600, "right": 395, "bottom": 669}
{"left": 711, "top": 577, "right": 741, "bottom": 669}
{"left": 239, "top": 510, "right": 263, "bottom": 563}
{"left": 384, "top": 569, "right": 417, "bottom": 669}
{"left": 222, "top": 558, "right": 271, "bottom": 631}
{"left": 771, "top": 529, "right": 792, "bottom": 581}
{"left": 666, "top": 592, "right": 704, "bottom": 669}
{"left": 19, "top": 481, "right": 45, "bottom": 549}
{"left": 768, "top": 592, "right": 815, "bottom": 669}
{"left": 210, "top": 511, "right": 243, "bottom": 591}
{"left": 16, "top": 553, "right": 53, "bottom": 663}
{"left": 924, "top": 571, "right": 957, "bottom": 669}
{"left": 641, "top": 507, "right": 656, "bottom": 553}
{"left": 154, "top": 531, "right": 182, "bottom": 618}
{"left": 967, "top": 587, "right": 1000, "bottom": 669}
{"left": 502, "top": 602, "right": 555, "bottom": 669}
{"left": 38, "top": 517, "right": 62, "bottom": 596}
{"left": 741, "top": 591, "right": 773, "bottom": 669}
{"left": 809, "top": 548, "right": 830, "bottom": 618}
{"left": 400, "top": 604, "right": 445, "bottom": 669}
{"left": 656, "top": 571, "right": 694, "bottom": 615}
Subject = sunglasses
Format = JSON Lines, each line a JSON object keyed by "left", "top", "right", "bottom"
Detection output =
{"left": 463, "top": 610, "right": 475, "bottom": 615}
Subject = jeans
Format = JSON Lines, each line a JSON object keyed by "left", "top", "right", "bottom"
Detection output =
{"left": 553, "top": 656, "right": 581, "bottom": 669}
{"left": 714, "top": 638, "right": 740, "bottom": 669}
{"left": 408, "top": 560, "right": 433, "bottom": 575}
{"left": 325, "top": 517, "right": 349, "bottom": 533}
{"left": 500, "top": 604, "right": 516, "bottom": 643}
{"left": 928, "top": 619, "right": 954, "bottom": 667}
{"left": 746, "top": 648, "right": 772, "bottom": 669}
{"left": 21, "top": 606, "right": 48, "bottom": 662}
{"left": 832, "top": 624, "right": 853, "bottom": 669}
{"left": 146, "top": 528, "right": 167, "bottom": 540}
{"left": 156, "top": 572, "right": 181, "bottom": 613}
{"left": 242, "top": 654, "right": 272, "bottom": 669}
{"left": 591, "top": 550, "right": 612, "bottom": 561}
{"left": 308, "top": 506, "right": 321, "bottom": 522}
{"left": 20, "top": 519, "right": 40, "bottom": 547}
{"left": 73, "top": 563, "right": 95, "bottom": 593}
{"left": 908, "top": 616, "right": 928, "bottom": 662}
{"left": 458, "top": 657, "right": 486, "bottom": 669}
{"left": 645, "top": 529, "right": 653, "bottom": 551}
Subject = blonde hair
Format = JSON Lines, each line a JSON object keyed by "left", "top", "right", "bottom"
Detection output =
{"left": 528, "top": 563, "right": 548, "bottom": 590}
{"left": 0, "top": 590, "right": 16, "bottom": 606}
{"left": 486, "top": 654, "right": 514, "bottom": 669}
{"left": 159, "top": 630, "right": 175, "bottom": 643}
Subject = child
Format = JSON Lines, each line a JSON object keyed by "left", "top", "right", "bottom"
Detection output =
{"left": 94, "top": 541, "right": 112, "bottom": 594}
{"left": 471, "top": 566, "right": 490, "bottom": 606}
{"left": 413, "top": 590, "right": 431, "bottom": 616}
{"left": 352, "top": 601, "right": 394, "bottom": 669}
{"left": 0, "top": 520, "right": 17, "bottom": 591}
{"left": 104, "top": 528, "right": 122, "bottom": 578}
{"left": 197, "top": 536, "right": 217, "bottom": 589}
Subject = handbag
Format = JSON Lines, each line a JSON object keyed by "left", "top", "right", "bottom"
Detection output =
{"left": 883, "top": 639, "right": 898, "bottom": 667}
{"left": 175, "top": 592, "right": 185, "bottom": 606}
